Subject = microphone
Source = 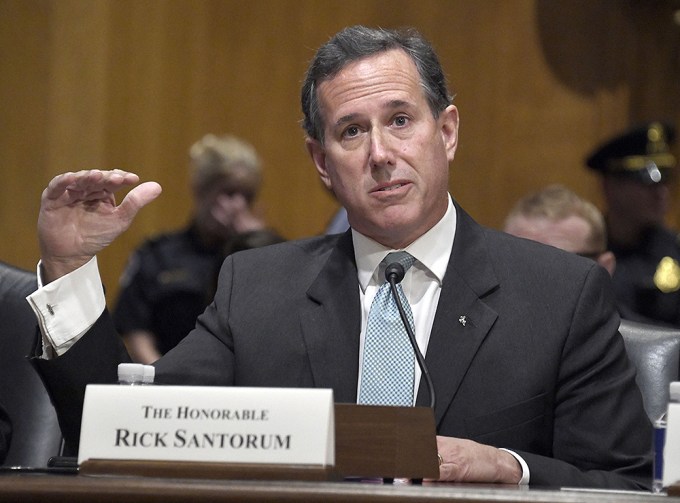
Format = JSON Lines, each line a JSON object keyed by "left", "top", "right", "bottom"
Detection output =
{"left": 385, "top": 261, "right": 436, "bottom": 410}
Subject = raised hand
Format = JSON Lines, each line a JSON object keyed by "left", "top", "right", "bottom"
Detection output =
{"left": 211, "top": 193, "right": 265, "bottom": 235}
{"left": 38, "top": 169, "right": 162, "bottom": 282}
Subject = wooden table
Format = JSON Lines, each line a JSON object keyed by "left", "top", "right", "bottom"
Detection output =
{"left": 0, "top": 471, "right": 678, "bottom": 503}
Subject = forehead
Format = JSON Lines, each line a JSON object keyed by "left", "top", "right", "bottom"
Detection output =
{"left": 316, "top": 49, "right": 425, "bottom": 120}
{"left": 507, "top": 215, "right": 592, "bottom": 253}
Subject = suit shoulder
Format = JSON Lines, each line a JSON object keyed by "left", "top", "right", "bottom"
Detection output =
{"left": 482, "top": 226, "right": 595, "bottom": 274}
{"left": 228, "top": 234, "right": 342, "bottom": 272}
{"left": 236, "top": 234, "right": 339, "bottom": 258}
{"left": 223, "top": 234, "right": 345, "bottom": 291}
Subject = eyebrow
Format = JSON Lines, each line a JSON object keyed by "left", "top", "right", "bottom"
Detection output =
{"left": 334, "top": 99, "right": 413, "bottom": 128}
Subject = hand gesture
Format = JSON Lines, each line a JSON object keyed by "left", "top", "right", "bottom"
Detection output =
{"left": 211, "top": 193, "right": 265, "bottom": 235}
{"left": 38, "top": 169, "right": 162, "bottom": 282}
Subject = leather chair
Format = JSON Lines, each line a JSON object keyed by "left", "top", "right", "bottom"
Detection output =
{"left": 0, "top": 261, "right": 63, "bottom": 467}
{"left": 619, "top": 318, "right": 680, "bottom": 423}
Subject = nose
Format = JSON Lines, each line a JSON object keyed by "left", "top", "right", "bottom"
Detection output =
{"left": 368, "top": 129, "right": 395, "bottom": 168}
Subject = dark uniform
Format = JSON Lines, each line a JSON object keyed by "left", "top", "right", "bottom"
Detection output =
{"left": 113, "top": 224, "right": 284, "bottom": 355}
{"left": 609, "top": 227, "right": 680, "bottom": 327}
{"left": 586, "top": 121, "right": 680, "bottom": 327}
{"left": 113, "top": 225, "right": 226, "bottom": 355}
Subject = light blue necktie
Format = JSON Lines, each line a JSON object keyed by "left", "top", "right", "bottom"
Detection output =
{"left": 358, "top": 251, "right": 416, "bottom": 406}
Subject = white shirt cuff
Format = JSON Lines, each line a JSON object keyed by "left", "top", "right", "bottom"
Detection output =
{"left": 499, "top": 448, "right": 530, "bottom": 485}
{"left": 26, "top": 256, "right": 105, "bottom": 357}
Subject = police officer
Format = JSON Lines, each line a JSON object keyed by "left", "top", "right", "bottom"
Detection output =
{"left": 113, "top": 134, "right": 283, "bottom": 364}
{"left": 586, "top": 121, "right": 680, "bottom": 327}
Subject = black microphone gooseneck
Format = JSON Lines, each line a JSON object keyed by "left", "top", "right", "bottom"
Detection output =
{"left": 385, "top": 262, "right": 436, "bottom": 410}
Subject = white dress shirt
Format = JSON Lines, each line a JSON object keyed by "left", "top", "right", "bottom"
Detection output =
{"left": 352, "top": 195, "right": 456, "bottom": 402}
{"left": 27, "top": 257, "right": 105, "bottom": 358}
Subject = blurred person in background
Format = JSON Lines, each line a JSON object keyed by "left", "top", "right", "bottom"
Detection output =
{"left": 586, "top": 122, "right": 680, "bottom": 328}
{"left": 113, "top": 134, "right": 283, "bottom": 363}
{"left": 504, "top": 184, "right": 615, "bottom": 275}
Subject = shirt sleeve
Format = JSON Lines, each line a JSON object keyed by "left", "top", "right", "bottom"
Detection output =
{"left": 499, "top": 448, "right": 530, "bottom": 485}
{"left": 25, "top": 256, "right": 106, "bottom": 358}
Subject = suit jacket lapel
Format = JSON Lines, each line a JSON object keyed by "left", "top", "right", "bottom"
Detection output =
{"left": 300, "top": 232, "right": 361, "bottom": 403}
{"left": 299, "top": 207, "right": 499, "bottom": 412}
{"left": 416, "top": 203, "right": 500, "bottom": 427}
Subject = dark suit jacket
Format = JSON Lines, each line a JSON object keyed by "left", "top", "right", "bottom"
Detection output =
{"left": 34, "top": 203, "right": 652, "bottom": 488}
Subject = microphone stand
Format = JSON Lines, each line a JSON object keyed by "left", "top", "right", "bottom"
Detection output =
{"left": 386, "top": 264, "right": 436, "bottom": 411}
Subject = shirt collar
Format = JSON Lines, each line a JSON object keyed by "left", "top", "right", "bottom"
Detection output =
{"left": 352, "top": 195, "right": 457, "bottom": 292}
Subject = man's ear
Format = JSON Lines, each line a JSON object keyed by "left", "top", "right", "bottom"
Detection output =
{"left": 440, "top": 105, "right": 459, "bottom": 162}
{"left": 306, "top": 137, "right": 332, "bottom": 190}
{"left": 597, "top": 251, "right": 617, "bottom": 277}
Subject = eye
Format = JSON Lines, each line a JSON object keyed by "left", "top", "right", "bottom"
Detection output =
{"left": 343, "top": 125, "right": 360, "bottom": 138}
{"left": 393, "top": 115, "right": 409, "bottom": 127}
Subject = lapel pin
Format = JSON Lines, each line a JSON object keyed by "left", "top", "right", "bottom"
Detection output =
{"left": 458, "top": 315, "right": 467, "bottom": 327}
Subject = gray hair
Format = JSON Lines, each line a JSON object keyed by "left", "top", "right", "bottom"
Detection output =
{"left": 301, "top": 25, "right": 453, "bottom": 143}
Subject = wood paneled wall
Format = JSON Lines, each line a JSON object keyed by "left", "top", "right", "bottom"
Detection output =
{"left": 1, "top": 0, "right": 679, "bottom": 302}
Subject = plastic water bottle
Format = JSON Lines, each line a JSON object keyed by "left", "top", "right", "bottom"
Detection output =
{"left": 117, "top": 363, "right": 145, "bottom": 385}
{"left": 653, "top": 381, "right": 680, "bottom": 493}
{"left": 142, "top": 365, "right": 155, "bottom": 385}
{"left": 653, "top": 416, "right": 667, "bottom": 493}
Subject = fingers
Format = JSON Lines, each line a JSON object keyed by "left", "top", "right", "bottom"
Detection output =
{"left": 210, "top": 194, "right": 252, "bottom": 232}
{"left": 433, "top": 436, "right": 480, "bottom": 482}
{"left": 44, "top": 169, "right": 141, "bottom": 203}
{"left": 436, "top": 450, "right": 467, "bottom": 482}
{"left": 213, "top": 193, "right": 247, "bottom": 218}
{"left": 69, "top": 169, "right": 140, "bottom": 198}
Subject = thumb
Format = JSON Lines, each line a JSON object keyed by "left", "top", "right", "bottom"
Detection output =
{"left": 118, "top": 181, "right": 163, "bottom": 222}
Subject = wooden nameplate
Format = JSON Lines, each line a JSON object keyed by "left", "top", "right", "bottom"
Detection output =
{"left": 334, "top": 403, "right": 438, "bottom": 480}
{"left": 79, "top": 403, "right": 438, "bottom": 482}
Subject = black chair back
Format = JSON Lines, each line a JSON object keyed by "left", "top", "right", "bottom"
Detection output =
{"left": 619, "top": 318, "right": 680, "bottom": 423}
{"left": 0, "top": 261, "right": 63, "bottom": 467}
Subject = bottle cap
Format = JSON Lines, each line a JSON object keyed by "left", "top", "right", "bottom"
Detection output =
{"left": 670, "top": 381, "right": 680, "bottom": 402}
{"left": 118, "top": 363, "right": 145, "bottom": 384}
{"left": 143, "top": 365, "right": 155, "bottom": 384}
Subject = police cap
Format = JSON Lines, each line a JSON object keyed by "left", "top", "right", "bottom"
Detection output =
{"left": 585, "top": 121, "right": 676, "bottom": 184}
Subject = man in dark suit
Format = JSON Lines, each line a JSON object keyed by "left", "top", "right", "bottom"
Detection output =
{"left": 29, "top": 26, "right": 651, "bottom": 488}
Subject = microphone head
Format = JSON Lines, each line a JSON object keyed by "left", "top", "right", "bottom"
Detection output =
{"left": 385, "top": 262, "right": 406, "bottom": 284}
